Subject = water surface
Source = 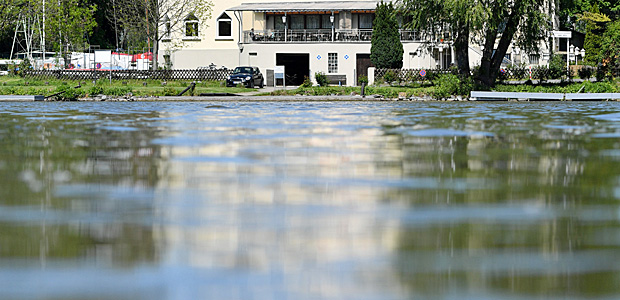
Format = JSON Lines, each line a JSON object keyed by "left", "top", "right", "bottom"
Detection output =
{"left": 1, "top": 101, "right": 620, "bottom": 299}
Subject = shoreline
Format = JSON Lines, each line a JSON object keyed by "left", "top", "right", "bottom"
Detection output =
{"left": 2, "top": 94, "right": 620, "bottom": 102}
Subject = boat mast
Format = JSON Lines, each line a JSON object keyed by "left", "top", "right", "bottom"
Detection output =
{"left": 42, "top": 0, "right": 46, "bottom": 69}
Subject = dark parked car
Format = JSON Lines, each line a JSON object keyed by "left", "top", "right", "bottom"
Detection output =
{"left": 226, "top": 66, "right": 264, "bottom": 88}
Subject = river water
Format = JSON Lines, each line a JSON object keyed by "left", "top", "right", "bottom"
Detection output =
{"left": 1, "top": 101, "right": 619, "bottom": 299}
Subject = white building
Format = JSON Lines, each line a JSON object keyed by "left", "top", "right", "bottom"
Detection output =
{"left": 160, "top": 0, "right": 555, "bottom": 86}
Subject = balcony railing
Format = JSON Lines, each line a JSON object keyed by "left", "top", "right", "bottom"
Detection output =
{"left": 243, "top": 29, "right": 425, "bottom": 43}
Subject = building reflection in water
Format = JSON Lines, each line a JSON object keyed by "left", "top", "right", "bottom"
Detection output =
{"left": 1, "top": 102, "right": 619, "bottom": 299}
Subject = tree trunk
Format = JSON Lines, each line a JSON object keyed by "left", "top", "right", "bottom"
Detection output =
{"left": 152, "top": 35, "right": 158, "bottom": 70}
{"left": 454, "top": 19, "right": 470, "bottom": 76}
{"left": 476, "top": 1, "right": 525, "bottom": 88}
{"left": 476, "top": 26, "right": 499, "bottom": 87}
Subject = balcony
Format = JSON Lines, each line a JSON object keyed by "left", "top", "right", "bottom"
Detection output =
{"left": 243, "top": 29, "right": 424, "bottom": 44}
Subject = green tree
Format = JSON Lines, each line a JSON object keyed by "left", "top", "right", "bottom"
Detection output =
{"left": 581, "top": 5, "right": 610, "bottom": 64}
{"left": 370, "top": 2, "right": 403, "bottom": 69}
{"left": 0, "top": 0, "right": 22, "bottom": 31}
{"left": 598, "top": 19, "right": 620, "bottom": 75}
{"left": 401, "top": 0, "right": 481, "bottom": 75}
{"left": 401, "top": 0, "right": 550, "bottom": 87}
{"left": 45, "top": 0, "right": 97, "bottom": 67}
{"left": 111, "top": 0, "right": 212, "bottom": 69}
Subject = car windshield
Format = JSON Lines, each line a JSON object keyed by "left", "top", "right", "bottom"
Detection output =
{"left": 233, "top": 67, "right": 253, "bottom": 74}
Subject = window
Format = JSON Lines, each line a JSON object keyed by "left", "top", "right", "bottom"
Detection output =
{"left": 274, "top": 15, "right": 286, "bottom": 30}
{"left": 529, "top": 54, "right": 540, "bottom": 64}
{"left": 163, "top": 16, "right": 171, "bottom": 39}
{"left": 163, "top": 54, "right": 172, "bottom": 69}
{"left": 307, "top": 15, "right": 320, "bottom": 29}
{"left": 217, "top": 13, "right": 232, "bottom": 38}
{"left": 328, "top": 53, "right": 338, "bottom": 73}
{"left": 359, "top": 14, "right": 373, "bottom": 29}
{"left": 322, "top": 15, "right": 333, "bottom": 29}
{"left": 290, "top": 15, "right": 304, "bottom": 29}
{"left": 185, "top": 14, "right": 199, "bottom": 38}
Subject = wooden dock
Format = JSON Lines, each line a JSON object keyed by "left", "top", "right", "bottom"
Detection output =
{"left": 0, "top": 95, "right": 45, "bottom": 102}
{"left": 471, "top": 91, "right": 620, "bottom": 101}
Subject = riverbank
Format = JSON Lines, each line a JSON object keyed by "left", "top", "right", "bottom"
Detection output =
{"left": 1, "top": 75, "right": 619, "bottom": 101}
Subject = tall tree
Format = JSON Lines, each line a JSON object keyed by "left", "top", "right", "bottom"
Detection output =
{"left": 45, "top": 0, "right": 97, "bottom": 66}
{"left": 581, "top": 5, "right": 610, "bottom": 64}
{"left": 401, "top": 0, "right": 550, "bottom": 87}
{"left": 401, "top": 0, "right": 482, "bottom": 75}
{"left": 370, "top": 2, "right": 403, "bottom": 69}
{"left": 111, "top": 0, "right": 212, "bottom": 69}
{"left": 0, "top": 0, "right": 23, "bottom": 31}
{"left": 598, "top": 19, "right": 620, "bottom": 73}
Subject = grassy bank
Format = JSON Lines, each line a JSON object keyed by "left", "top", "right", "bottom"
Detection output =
{"left": 1, "top": 75, "right": 619, "bottom": 100}
{"left": 267, "top": 80, "right": 620, "bottom": 99}
{"left": 0, "top": 76, "right": 253, "bottom": 99}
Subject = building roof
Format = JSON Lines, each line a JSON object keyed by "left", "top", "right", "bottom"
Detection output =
{"left": 227, "top": 1, "right": 382, "bottom": 12}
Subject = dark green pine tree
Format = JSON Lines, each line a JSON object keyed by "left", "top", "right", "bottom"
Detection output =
{"left": 583, "top": 4, "right": 605, "bottom": 64}
{"left": 370, "top": 2, "right": 403, "bottom": 69}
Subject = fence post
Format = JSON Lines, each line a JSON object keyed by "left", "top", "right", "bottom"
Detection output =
{"left": 368, "top": 67, "right": 376, "bottom": 85}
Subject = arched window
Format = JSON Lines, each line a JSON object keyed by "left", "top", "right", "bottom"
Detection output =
{"left": 185, "top": 14, "right": 199, "bottom": 38}
{"left": 217, "top": 12, "right": 232, "bottom": 38}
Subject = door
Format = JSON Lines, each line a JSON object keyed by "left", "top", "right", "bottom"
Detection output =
{"left": 276, "top": 53, "right": 310, "bottom": 86}
{"left": 356, "top": 54, "right": 374, "bottom": 86}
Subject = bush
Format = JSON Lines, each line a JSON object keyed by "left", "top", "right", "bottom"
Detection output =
{"left": 315, "top": 72, "right": 329, "bottom": 87}
{"left": 104, "top": 86, "right": 133, "bottom": 96}
{"left": 382, "top": 70, "right": 398, "bottom": 84}
{"left": 583, "top": 81, "right": 616, "bottom": 93}
{"left": 301, "top": 76, "right": 313, "bottom": 88}
{"left": 595, "top": 67, "right": 606, "bottom": 82}
{"left": 53, "top": 85, "right": 83, "bottom": 101}
{"left": 578, "top": 66, "right": 594, "bottom": 80}
{"left": 88, "top": 85, "right": 104, "bottom": 96}
{"left": 358, "top": 75, "right": 368, "bottom": 85}
{"left": 432, "top": 74, "right": 460, "bottom": 99}
{"left": 548, "top": 54, "right": 566, "bottom": 79}
{"left": 162, "top": 86, "right": 178, "bottom": 96}
{"left": 16, "top": 58, "right": 32, "bottom": 77}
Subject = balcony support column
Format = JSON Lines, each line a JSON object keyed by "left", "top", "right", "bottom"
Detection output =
{"left": 283, "top": 13, "right": 287, "bottom": 42}
{"left": 331, "top": 12, "right": 335, "bottom": 42}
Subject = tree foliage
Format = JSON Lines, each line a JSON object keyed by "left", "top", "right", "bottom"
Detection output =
{"left": 370, "top": 2, "right": 403, "bottom": 69}
{"left": 583, "top": 5, "right": 609, "bottom": 64}
{"left": 110, "top": 0, "right": 212, "bottom": 68}
{"left": 45, "top": 0, "right": 97, "bottom": 53}
{"left": 560, "top": 0, "right": 619, "bottom": 27}
{"left": 401, "top": 0, "right": 550, "bottom": 87}
{"left": 0, "top": 0, "right": 23, "bottom": 31}
{"left": 599, "top": 20, "right": 620, "bottom": 73}
{"left": 0, "top": 0, "right": 95, "bottom": 65}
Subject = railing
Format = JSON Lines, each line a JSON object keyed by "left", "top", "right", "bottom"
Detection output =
{"left": 375, "top": 66, "right": 616, "bottom": 83}
{"left": 375, "top": 68, "right": 455, "bottom": 82}
{"left": 22, "top": 69, "right": 233, "bottom": 81}
{"left": 243, "top": 29, "right": 424, "bottom": 43}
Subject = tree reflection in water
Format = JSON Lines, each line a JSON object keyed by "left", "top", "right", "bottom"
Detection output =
{"left": 0, "top": 102, "right": 619, "bottom": 299}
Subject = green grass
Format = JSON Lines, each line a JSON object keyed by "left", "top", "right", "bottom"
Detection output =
{"left": 0, "top": 76, "right": 253, "bottom": 97}
{"left": 2, "top": 75, "right": 619, "bottom": 99}
{"left": 268, "top": 85, "right": 436, "bottom": 98}
{"left": 270, "top": 80, "right": 620, "bottom": 98}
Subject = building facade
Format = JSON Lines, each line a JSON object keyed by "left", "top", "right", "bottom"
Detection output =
{"left": 160, "top": 0, "right": 557, "bottom": 86}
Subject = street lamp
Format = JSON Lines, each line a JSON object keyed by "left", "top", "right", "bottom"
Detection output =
{"left": 575, "top": 47, "right": 580, "bottom": 64}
